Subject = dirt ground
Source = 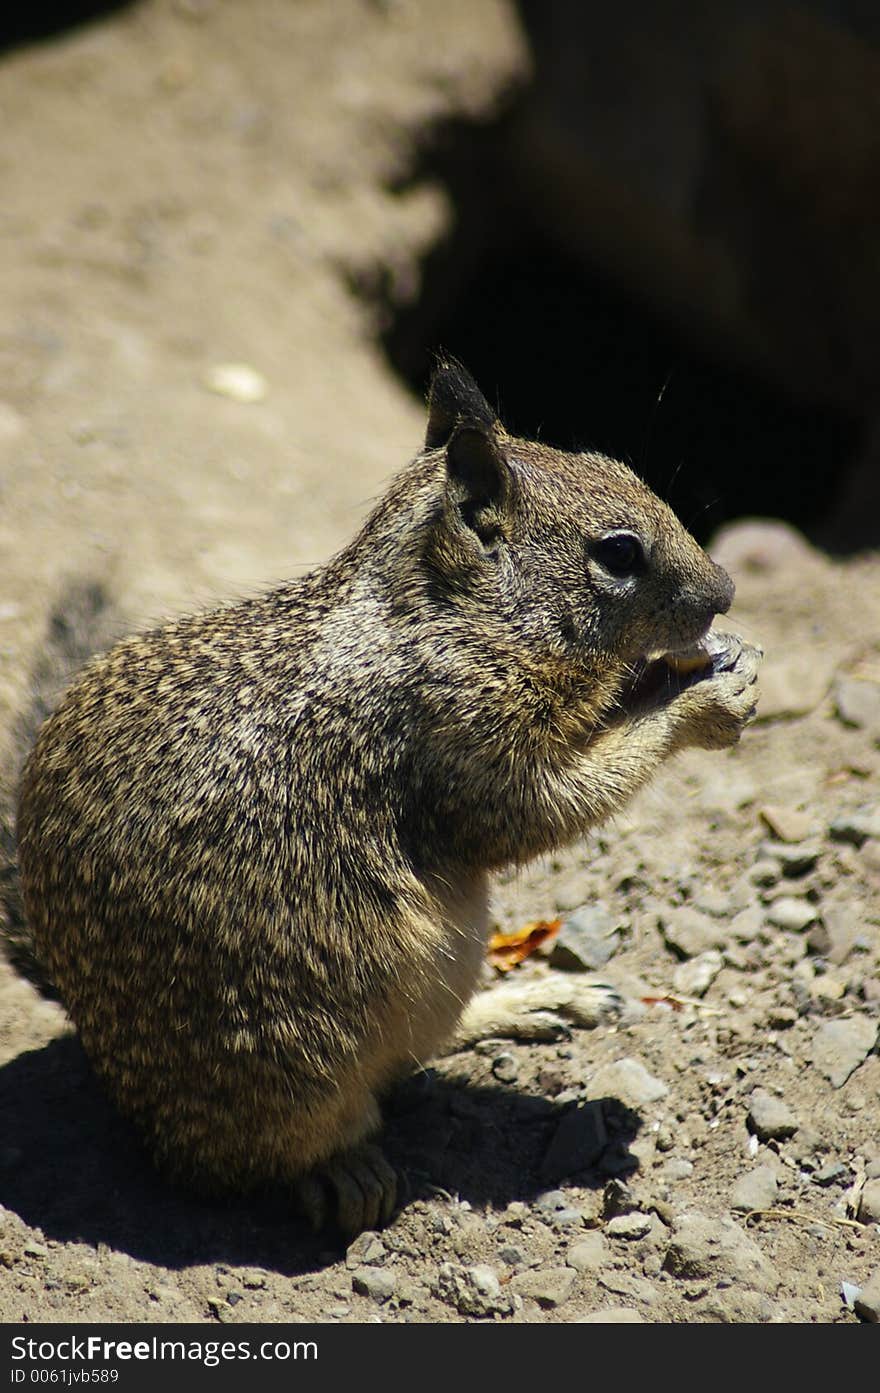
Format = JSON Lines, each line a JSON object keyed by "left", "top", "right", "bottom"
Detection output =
{"left": 1, "top": 0, "right": 878, "bottom": 1326}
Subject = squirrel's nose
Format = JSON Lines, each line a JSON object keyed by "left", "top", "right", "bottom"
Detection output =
{"left": 711, "top": 563, "right": 735, "bottom": 616}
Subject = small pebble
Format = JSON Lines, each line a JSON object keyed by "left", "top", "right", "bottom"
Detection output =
{"left": 606, "top": 1212, "right": 653, "bottom": 1240}
{"left": 854, "top": 1268, "right": 880, "bottom": 1322}
{"left": 660, "top": 1157, "right": 694, "bottom": 1182}
{"left": 660, "top": 907, "right": 725, "bottom": 959}
{"left": 351, "top": 1267, "right": 397, "bottom": 1303}
{"left": 856, "top": 1179, "right": 880, "bottom": 1226}
{"left": 758, "top": 840, "right": 820, "bottom": 875}
{"left": 345, "top": 1232, "right": 386, "bottom": 1267}
{"left": 829, "top": 807, "right": 880, "bottom": 848}
{"left": 834, "top": 677, "right": 880, "bottom": 732}
{"left": 759, "top": 805, "right": 818, "bottom": 844}
{"left": 434, "top": 1263, "right": 512, "bottom": 1318}
{"left": 566, "top": 1234, "right": 608, "bottom": 1272}
{"left": 728, "top": 906, "right": 764, "bottom": 941}
{"left": 672, "top": 949, "right": 723, "bottom": 998}
{"left": 549, "top": 905, "right": 621, "bottom": 971}
{"left": 807, "top": 907, "right": 862, "bottom": 965}
{"left": 750, "top": 859, "right": 781, "bottom": 888}
{"left": 730, "top": 1164, "right": 778, "bottom": 1213}
{"left": 578, "top": 1306, "right": 644, "bottom": 1323}
{"left": 811, "top": 1162, "right": 847, "bottom": 1187}
{"left": 588, "top": 1058, "right": 669, "bottom": 1109}
{"left": 510, "top": 1266, "right": 577, "bottom": 1309}
{"left": 812, "top": 1016, "right": 878, "bottom": 1088}
{"left": 747, "top": 1088, "right": 799, "bottom": 1141}
{"left": 764, "top": 898, "right": 817, "bottom": 932}
{"left": 535, "top": 1189, "right": 568, "bottom": 1215}
{"left": 497, "top": 1244, "right": 525, "bottom": 1267}
{"left": 810, "top": 973, "right": 845, "bottom": 1003}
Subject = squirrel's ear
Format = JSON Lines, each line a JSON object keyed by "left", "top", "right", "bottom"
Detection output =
{"left": 445, "top": 425, "right": 515, "bottom": 546}
{"left": 426, "top": 356, "right": 497, "bottom": 449}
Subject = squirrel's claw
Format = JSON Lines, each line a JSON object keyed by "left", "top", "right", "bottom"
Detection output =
{"left": 295, "top": 1143, "right": 398, "bottom": 1236}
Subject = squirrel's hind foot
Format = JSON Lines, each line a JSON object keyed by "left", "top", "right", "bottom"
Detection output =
{"left": 295, "top": 1142, "right": 399, "bottom": 1236}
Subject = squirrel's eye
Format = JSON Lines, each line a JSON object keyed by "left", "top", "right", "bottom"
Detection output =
{"left": 591, "top": 532, "right": 646, "bottom": 578}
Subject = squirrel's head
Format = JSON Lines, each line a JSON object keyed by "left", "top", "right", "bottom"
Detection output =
{"left": 422, "top": 358, "right": 734, "bottom": 670}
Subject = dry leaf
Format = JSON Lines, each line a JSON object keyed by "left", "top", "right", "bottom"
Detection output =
{"left": 488, "top": 918, "right": 562, "bottom": 972}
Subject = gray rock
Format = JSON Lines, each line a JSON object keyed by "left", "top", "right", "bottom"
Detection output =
{"left": 551, "top": 1208, "right": 585, "bottom": 1228}
{"left": 728, "top": 905, "right": 764, "bottom": 942}
{"left": 602, "top": 1179, "right": 637, "bottom": 1217}
{"left": 345, "top": 1232, "right": 386, "bottom": 1268}
{"left": 812, "top": 1016, "right": 878, "bottom": 1088}
{"left": 758, "top": 840, "right": 821, "bottom": 875}
{"left": 598, "top": 1272, "right": 659, "bottom": 1304}
{"left": 549, "top": 905, "right": 621, "bottom": 971}
{"left": 747, "top": 1088, "right": 799, "bottom": 1141}
{"left": 829, "top": 806, "right": 880, "bottom": 848}
{"left": 351, "top": 1267, "right": 396, "bottom": 1302}
{"left": 700, "top": 1291, "right": 777, "bottom": 1323}
{"left": 660, "top": 1157, "right": 694, "bottom": 1182}
{"left": 566, "top": 1233, "right": 608, "bottom": 1273}
{"left": 663, "top": 1213, "right": 779, "bottom": 1293}
{"left": 534, "top": 1189, "right": 568, "bottom": 1215}
{"left": 730, "top": 1164, "right": 778, "bottom": 1213}
{"left": 834, "top": 677, "right": 880, "bottom": 732}
{"left": 497, "top": 1244, "right": 526, "bottom": 1267}
{"left": 578, "top": 1306, "right": 645, "bottom": 1323}
{"left": 806, "top": 907, "right": 861, "bottom": 965}
{"left": 764, "top": 898, "right": 817, "bottom": 932}
{"left": 606, "top": 1212, "right": 653, "bottom": 1240}
{"left": 750, "top": 859, "right": 781, "bottom": 888}
{"left": 588, "top": 1057, "right": 669, "bottom": 1109}
{"left": 789, "top": 1128, "right": 823, "bottom": 1169}
{"left": 541, "top": 1100, "right": 607, "bottom": 1183}
{"left": 811, "top": 1162, "right": 847, "bottom": 1187}
{"left": 694, "top": 888, "right": 739, "bottom": 918}
{"left": 757, "top": 649, "right": 834, "bottom": 720}
{"left": 660, "top": 907, "right": 725, "bottom": 959}
{"left": 510, "top": 1266, "right": 577, "bottom": 1309}
{"left": 856, "top": 1179, "right": 880, "bottom": 1226}
{"left": 759, "top": 805, "right": 818, "bottom": 844}
{"left": 434, "top": 1263, "right": 512, "bottom": 1318}
{"left": 854, "top": 1268, "right": 880, "bottom": 1322}
{"left": 672, "top": 949, "right": 723, "bottom": 998}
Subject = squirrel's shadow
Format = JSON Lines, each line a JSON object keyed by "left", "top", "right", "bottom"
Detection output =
{"left": 0, "top": 1037, "right": 641, "bottom": 1276}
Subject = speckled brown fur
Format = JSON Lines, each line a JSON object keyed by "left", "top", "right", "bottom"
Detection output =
{"left": 15, "top": 361, "right": 759, "bottom": 1226}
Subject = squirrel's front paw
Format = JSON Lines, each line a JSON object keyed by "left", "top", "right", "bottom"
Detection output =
{"left": 674, "top": 634, "right": 762, "bottom": 750}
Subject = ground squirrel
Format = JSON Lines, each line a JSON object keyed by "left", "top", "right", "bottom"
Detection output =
{"left": 15, "top": 360, "right": 760, "bottom": 1233}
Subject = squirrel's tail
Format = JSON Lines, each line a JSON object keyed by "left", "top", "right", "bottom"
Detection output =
{"left": 0, "top": 578, "right": 121, "bottom": 998}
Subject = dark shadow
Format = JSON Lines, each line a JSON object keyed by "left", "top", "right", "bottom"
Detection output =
{"left": 0, "top": 2, "right": 137, "bottom": 55}
{"left": 367, "top": 110, "right": 863, "bottom": 546}
{"left": 0, "top": 1036, "right": 640, "bottom": 1273}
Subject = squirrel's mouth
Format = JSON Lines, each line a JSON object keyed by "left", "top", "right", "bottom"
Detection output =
{"left": 619, "top": 630, "right": 739, "bottom": 712}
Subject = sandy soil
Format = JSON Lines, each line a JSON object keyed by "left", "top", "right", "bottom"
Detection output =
{"left": 1, "top": 0, "right": 878, "bottom": 1325}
